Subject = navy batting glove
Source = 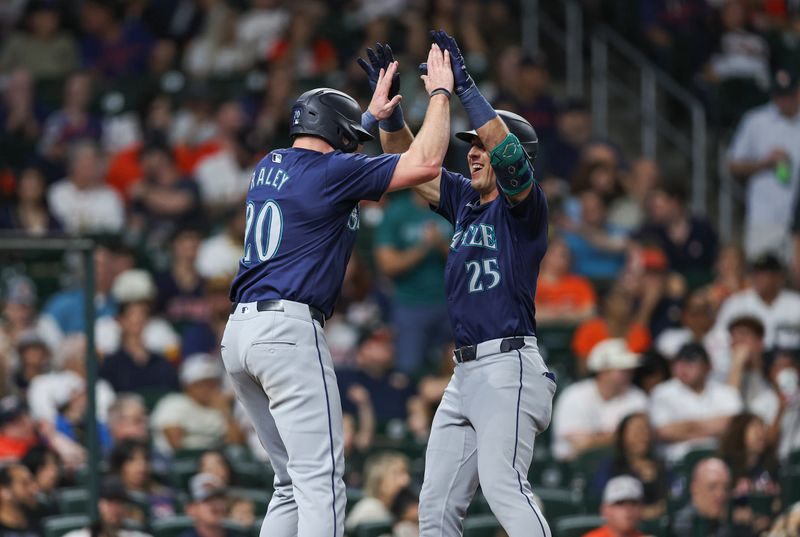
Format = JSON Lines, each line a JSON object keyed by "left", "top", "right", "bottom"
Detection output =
{"left": 431, "top": 29, "right": 474, "bottom": 96}
{"left": 357, "top": 43, "right": 400, "bottom": 98}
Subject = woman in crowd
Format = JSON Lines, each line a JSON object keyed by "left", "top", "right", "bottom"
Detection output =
{"left": 345, "top": 452, "right": 411, "bottom": 531}
{"left": 109, "top": 440, "right": 176, "bottom": 521}
{"left": 594, "top": 412, "right": 668, "bottom": 520}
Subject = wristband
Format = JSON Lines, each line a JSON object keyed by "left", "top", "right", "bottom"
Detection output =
{"left": 459, "top": 85, "right": 497, "bottom": 131}
{"left": 379, "top": 105, "right": 405, "bottom": 133}
{"left": 430, "top": 88, "right": 452, "bottom": 99}
{"left": 361, "top": 110, "right": 378, "bottom": 135}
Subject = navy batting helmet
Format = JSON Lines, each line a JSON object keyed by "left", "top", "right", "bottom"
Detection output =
{"left": 455, "top": 110, "right": 538, "bottom": 162}
{"left": 289, "top": 88, "right": 373, "bottom": 153}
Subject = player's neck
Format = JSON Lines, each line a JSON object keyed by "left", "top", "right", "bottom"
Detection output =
{"left": 292, "top": 136, "right": 335, "bottom": 154}
{"left": 479, "top": 189, "right": 499, "bottom": 205}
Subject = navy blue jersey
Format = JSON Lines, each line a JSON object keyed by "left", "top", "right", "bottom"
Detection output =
{"left": 434, "top": 169, "right": 548, "bottom": 347}
{"left": 230, "top": 148, "right": 400, "bottom": 317}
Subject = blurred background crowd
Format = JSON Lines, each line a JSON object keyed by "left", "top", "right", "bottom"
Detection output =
{"left": 1, "top": 0, "right": 800, "bottom": 536}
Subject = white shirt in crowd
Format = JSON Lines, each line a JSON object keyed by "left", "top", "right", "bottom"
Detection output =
{"left": 728, "top": 103, "right": 800, "bottom": 258}
{"left": 28, "top": 370, "right": 116, "bottom": 424}
{"left": 778, "top": 399, "right": 800, "bottom": 461}
{"left": 740, "top": 372, "right": 780, "bottom": 425}
{"left": 194, "top": 150, "right": 250, "bottom": 208}
{"left": 47, "top": 180, "right": 124, "bottom": 234}
{"left": 551, "top": 379, "right": 649, "bottom": 461}
{"left": 650, "top": 378, "right": 743, "bottom": 462}
{"left": 150, "top": 393, "right": 228, "bottom": 455}
{"left": 710, "top": 31, "right": 770, "bottom": 89}
{"left": 64, "top": 529, "right": 151, "bottom": 537}
{"left": 713, "top": 288, "right": 800, "bottom": 351}
{"left": 196, "top": 232, "right": 243, "bottom": 279}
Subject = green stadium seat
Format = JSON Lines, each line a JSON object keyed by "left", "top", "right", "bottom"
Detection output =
{"left": 530, "top": 456, "right": 571, "bottom": 489}
{"left": 536, "top": 487, "right": 584, "bottom": 520}
{"left": 170, "top": 457, "right": 200, "bottom": 491}
{"left": 466, "top": 489, "right": 491, "bottom": 515}
{"left": 43, "top": 515, "right": 90, "bottom": 537}
{"left": 228, "top": 487, "right": 271, "bottom": 517}
{"left": 346, "top": 487, "right": 364, "bottom": 514}
{"left": 353, "top": 520, "right": 393, "bottom": 537}
{"left": 231, "top": 459, "right": 274, "bottom": 489}
{"left": 55, "top": 488, "right": 89, "bottom": 515}
{"left": 139, "top": 389, "right": 175, "bottom": 413}
{"left": 554, "top": 514, "right": 604, "bottom": 537}
{"left": 152, "top": 516, "right": 194, "bottom": 537}
{"left": 788, "top": 449, "right": 800, "bottom": 466}
{"left": 639, "top": 515, "right": 670, "bottom": 537}
{"left": 781, "top": 465, "right": 800, "bottom": 506}
{"left": 570, "top": 446, "right": 613, "bottom": 495}
{"left": 463, "top": 513, "right": 501, "bottom": 537}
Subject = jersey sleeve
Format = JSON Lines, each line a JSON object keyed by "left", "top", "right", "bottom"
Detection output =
{"left": 502, "top": 181, "right": 549, "bottom": 235}
{"left": 324, "top": 152, "right": 401, "bottom": 203}
{"left": 432, "top": 169, "right": 475, "bottom": 225}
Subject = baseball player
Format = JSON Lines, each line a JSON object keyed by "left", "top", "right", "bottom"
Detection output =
{"left": 221, "top": 45, "right": 454, "bottom": 537}
{"left": 359, "top": 31, "right": 555, "bottom": 537}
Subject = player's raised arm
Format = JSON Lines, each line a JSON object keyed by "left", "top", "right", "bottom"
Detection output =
{"left": 357, "top": 43, "right": 442, "bottom": 205}
{"left": 433, "top": 30, "right": 536, "bottom": 204}
{"left": 384, "top": 44, "right": 453, "bottom": 193}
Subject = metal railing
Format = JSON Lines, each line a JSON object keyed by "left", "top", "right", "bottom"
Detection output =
{"left": 590, "top": 26, "right": 708, "bottom": 212}
{"left": 0, "top": 235, "right": 100, "bottom": 523}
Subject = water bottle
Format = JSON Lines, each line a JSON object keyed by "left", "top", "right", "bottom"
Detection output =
{"left": 776, "top": 157, "right": 791, "bottom": 186}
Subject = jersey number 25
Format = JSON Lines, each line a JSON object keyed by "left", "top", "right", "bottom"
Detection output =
{"left": 465, "top": 259, "right": 501, "bottom": 293}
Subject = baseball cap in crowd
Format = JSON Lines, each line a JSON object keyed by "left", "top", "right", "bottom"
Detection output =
{"left": 587, "top": 339, "right": 640, "bottom": 372}
{"left": 189, "top": 473, "right": 227, "bottom": 502}
{"left": 674, "top": 342, "right": 710, "bottom": 364}
{"left": 180, "top": 354, "right": 223, "bottom": 386}
{"left": 0, "top": 396, "right": 28, "bottom": 427}
{"left": 4, "top": 276, "right": 36, "bottom": 306}
{"left": 603, "top": 475, "right": 644, "bottom": 505}
{"left": 111, "top": 269, "right": 156, "bottom": 304}
{"left": 750, "top": 253, "right": 783, "bottom": 273}
{"left": 16, "top": 330, "right": 49, "bottom": 354}
{"left": 771, "top": 69, "right": 798, "bottom": 96}
{"left": 100, "top": 476, "right": 132, "bottom": 503}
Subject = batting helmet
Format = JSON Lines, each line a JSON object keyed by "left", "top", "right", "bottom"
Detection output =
{"left": 455, "top": 110, "right": 538, "bottom": 162}
{"left": 289, "top": 88, "right": 373, "bottom": 153}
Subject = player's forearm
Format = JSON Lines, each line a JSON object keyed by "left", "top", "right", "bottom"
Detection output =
{"left": 380, "top": 124, "right": 414, "bottom": 154}
{"left": 729, "top": 159, "right": 770, "bottom": 178}
{"left": 407, "top": 94, "right": 450, "bottom": 171}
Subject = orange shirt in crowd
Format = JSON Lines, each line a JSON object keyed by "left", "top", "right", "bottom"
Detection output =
{"left": 583, "top": 526, "right": 644, "bottom": 537}
{"left": 536, "top": 274, "right": 597, "bottom": 312}
{"left": 106, "top": 140, "right": 222, "bottom": 201}
{"left": 572, "top": 318, "right": 651, "bottom": 360}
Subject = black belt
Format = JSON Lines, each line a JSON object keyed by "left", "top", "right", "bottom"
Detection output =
{"left": 453, "top": 336, "right": 526, "bottom": 363}
{"left": 230, "top": 300, "right": 326, "bottom": 328}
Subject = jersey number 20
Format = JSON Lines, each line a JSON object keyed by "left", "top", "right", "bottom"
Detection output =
{"left": 465, "top": 259, "right": 500, "bottom": 293}
{"left": 242, "top": 200, "right": 283, "bottom": 265}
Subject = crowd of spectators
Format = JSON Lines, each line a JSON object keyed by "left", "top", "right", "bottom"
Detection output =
{"left": 0, "top": 1, "right": 800, "bottom": 537}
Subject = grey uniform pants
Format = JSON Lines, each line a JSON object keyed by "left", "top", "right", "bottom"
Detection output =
{"left": 419, "top": 336, "right": 555, "bottom": 537}
{"left": 221, "top": 300, "right": 345, "bottom": 537}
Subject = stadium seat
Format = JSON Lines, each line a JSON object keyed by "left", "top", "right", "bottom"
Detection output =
{"left": 55, "top": 488, "right": 89, "bottom": 514}
{"left": 152, "top": 516, "right": 194, "bottom": 537}
{"left": 781, "top": 465, "right": 800, "bottom": 506}
{"left": 42, "top": 515, "right": 90, "bottom": 537}
{"left": 530, "top": 456, "right": 572, "bottom": 489}
{"left": 466, "top": 489, "right": 491, "bottom": 515}
{"left": 353, "top": 520, "right": 393, "bottom": 537}
{"left": 570, "top": 446, "right": 613, "bottom": 491}
{"left": 536, "top": 487, "right": 584, "bottom": 520}
{"left": 462, "top": 513, "right": 501, "bottom": 537}
{"left": 346, "top": 487, "right": 364, "bottom": 514}
{"left": 231, "top": 458, "right": 274, "bottom": 490}
{"left": 169, "top": 457, "right": 200, "bottom": 491}
{"left": 554, "top": 514, "right": 605, "bottom": 537}
{"left": 228, "top": 487, "right": 271, "bottom": 517}
{"left": 639, "top": 515, "right": 670, "bottom": 537}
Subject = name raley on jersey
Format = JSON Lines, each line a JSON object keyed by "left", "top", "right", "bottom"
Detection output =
{"left": 249, "top": 153, "right": 291, "bottom": 191}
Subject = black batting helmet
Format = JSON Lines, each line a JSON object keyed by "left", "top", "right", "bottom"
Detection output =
{"left": 455, "top": 110, "right": 538, "bottom": 162}
{"left": 289, "top": 88, "right": 373, "bottom": 153}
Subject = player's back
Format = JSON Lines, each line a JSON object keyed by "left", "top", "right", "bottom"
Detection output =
{"left": 229, "top": 147, "right": 399, "bottom": 317}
